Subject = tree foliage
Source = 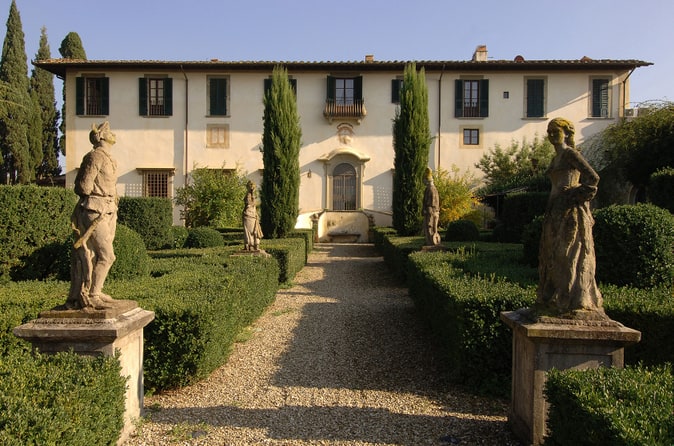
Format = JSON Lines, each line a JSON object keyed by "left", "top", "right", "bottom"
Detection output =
{"left": 58, "top": 32, "right": 86, "bottom": 59}
{"left": 433, "top": 166, "right": 479, "bottom": 227}
{"left": 174, "top": 166, "right": 248, "bottom": 228}
{"left": 0, "top": 0, "right": 33, "bottom": 184}
{"left": 260, "top": 65, "right": 302, "bottom": 239}
{"left": 392, "top": 63, "right": 432, "bottom": 235}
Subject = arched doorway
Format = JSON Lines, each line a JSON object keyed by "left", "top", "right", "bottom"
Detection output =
{"left": 332, "top": 163, "right": 357, "bottom": 210}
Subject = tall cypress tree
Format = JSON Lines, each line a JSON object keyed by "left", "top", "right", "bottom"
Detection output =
{"left": 57, "top": 31, "right": 86, "bottom": 156}
{"left": 260, "top": 65, "right": 302, "bottom": 239}
{"left": 0, "top": 0, "right": 31, "bottom": 184}
{"left": 392, "top": 63, "right": 432, "bottom": 235}
{"left": 31, "top": 26, "right": 60, "bottom": 180}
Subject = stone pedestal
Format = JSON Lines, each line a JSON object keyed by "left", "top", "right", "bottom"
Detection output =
{"left": 500, "top": 309, "right": 640, "bottom": 446}
{"left": 13, "top": 302, "right": 154, "bottom": 445}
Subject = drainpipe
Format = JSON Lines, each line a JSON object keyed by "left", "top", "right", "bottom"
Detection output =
{"left": 180, "top": 65, "right": 189, "bottom": 185}
{"left": 437, "top": 64, "right": 445, "bottom": 170}
{"left": 622, "top": 67, "right": 636, "bottom": 114}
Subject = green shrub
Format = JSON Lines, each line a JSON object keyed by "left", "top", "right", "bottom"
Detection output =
{"left": 0, "top": 349, "right": 126, "bottom": 446}
{"left": 521, "top": 214, "right": 544, "bottom": 267}
{"left": 649, "top": 167, "right": 674, "bottom": 213}
{"left": 117, "top": 197, "right": 173, "bottom": 250}
{"left": 168, "top": 225, "right": 189, "bottom": 249}
{"left": 594, "top": 204, "right": 674, "bottom": 288}
{"left": 110, "top": 224, "right": 150, "bottom": 280}
{"left": 444, "top": 219, "right": 480, "bottom": 241}
{"left": 184, "top": 227, "right": 224, "bottom": 248}
{"left": 493, "top": 191, "right": 548, "bottom": 243}
{"left": 544, "top": 364, "right": 674, "bottom": 446}
{"left": 261, "top": 237, "right": 306, "bottom": 284}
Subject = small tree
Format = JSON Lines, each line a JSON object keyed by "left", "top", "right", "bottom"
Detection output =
{"left": 392, "top": 63, "right": 432, "bottom": 235}
{"left": 57, "top": 31, "right": 86, "bottom": 157}
{"left": 174, "top": 166, "right": 248, "bottom": 228}
{"left": 433, "top": 166, "right": 479, "bottom": 228}
{"left": 260, "top": 65, "right": 302, "bottom": 239}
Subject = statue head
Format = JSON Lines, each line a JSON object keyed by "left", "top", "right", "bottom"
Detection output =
{"left": 89, "top": 121, "right": 116, "bottom": 147}
{"left": 424, "top": 167, "right": 433, "bottom": 183}
{"left": 547, "top": 117, "right": 575, "bottom": 148}
{"left": 246, "top": 180, "right": 255, "bottom": 192}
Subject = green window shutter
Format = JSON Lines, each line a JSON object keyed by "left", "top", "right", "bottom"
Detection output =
{"left": 164, "top": 78, "right": 173, "bottom": 116}
{"left": 391, "top": 79, "right": 401, "bottom": 103}
{"left": 75, "top": 77, "right": 84, "bottom": 115}
{"left": 592, "top": 79, "right": 609, "bottom": 117}
{"left": 527, "top": 79, "right": 544, "bottom": 118}
{"left": 354, "top": 76, "right": 363, "bottom": 101}
{"left": 138, "top": 78, "right": 147, "bottom": 116}
{"left": 101, "top": 77, "right": 110, "bottom": 115}
{"left": 479, "top": 79, "right": 489, "bottom": 117}
{"left": 326, "top": 76, "right": 336, "bottom": 101}
{"left": 210, "top": 78, "right": 227, "bottom": 115}
{"left": 454, "top": 80, "right": 463, "bottom": 117}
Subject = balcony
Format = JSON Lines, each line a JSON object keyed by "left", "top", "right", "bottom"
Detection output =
{"left": 323, "top": 99, "right": 367, "bottom": 124}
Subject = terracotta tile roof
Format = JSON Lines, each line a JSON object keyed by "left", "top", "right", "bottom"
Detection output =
{"left": 34, "top": 58, "right": 652, "bottom": 77}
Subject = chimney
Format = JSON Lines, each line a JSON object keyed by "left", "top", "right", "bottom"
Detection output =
{"left": 365, "top": 54, "right": 374, "bottom": 63}
{"left": 472, "top": 45, "right": 487, "bottom": 62}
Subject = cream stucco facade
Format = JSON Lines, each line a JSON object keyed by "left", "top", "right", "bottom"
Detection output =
{"left": 37, "top": 48, "right": 650, "bottom": 232}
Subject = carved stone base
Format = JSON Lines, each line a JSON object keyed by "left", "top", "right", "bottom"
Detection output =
{"left": 500, "top": 309, "right": 641, "bottom": 446}
{"left": 14, "top": 305, "right": 155, "bottom": 445}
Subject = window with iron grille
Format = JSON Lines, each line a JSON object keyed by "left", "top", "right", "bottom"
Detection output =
{"left": 591, "top": 78, "right": 610, "bottom": 118}
{"left": 139, "top": 77, "right": 173, "bottom": 116}
{"left": 140, "top": 169, "right": 173, "bottom": 198}
{"left": 455, "top": 79, "right": 489, "bottom": 118}
{"left": 75, "top": 76, "right": 109, "bottom": 116}
{"left": 526, "top": 78, "right": 546, "bottom": 118}
{"left": 332, "top": 163, "right": 357, "bottom": 210}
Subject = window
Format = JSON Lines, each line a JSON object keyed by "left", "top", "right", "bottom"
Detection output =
{"left": 526, "top": 78, "right": 546, "bottom": 118}
{"left": 455, "top": 79, "right": 489, "bottom": 118}
{"left": 75, "top": 76, "right": 109, "bottom": 116}
{"left": 263, "top": 77, "right": 297, "bottom": 97}
{"left": 591, "top": 78, "right": 610, "bottom": 118}
{"left": 332, "top": 163, "right": 357, "bottom": 210}
{"left": 391, "top": 78, "right": 403, "bottom": 103}
{"left": 324, "top": 75, "right": 365, "bottom": 121}
{"left": 139, "top": 77, "right": 173, "bottom": 116}
{"left": 138, "top": 169, "right": 174, "bottom": 198}
{"left": 463, "top": 129, "right": 480, "bottom": 145}
{"left": 208, "top": 77, "right": 228, "bottom": 116}
{"left": 206, "top": 124, "right": 229, "bottom": 148}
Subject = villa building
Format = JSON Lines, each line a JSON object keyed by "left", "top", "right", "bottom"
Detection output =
{"left": 36, "top": 46, "right": 651, "bottom": 239}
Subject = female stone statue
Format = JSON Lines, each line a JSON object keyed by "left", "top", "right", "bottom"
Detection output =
{"left": 536, "top": 118, "right": 605, "bottom": 318}
{"left": 242, "top": 180, "right": 263, "bottom": 251}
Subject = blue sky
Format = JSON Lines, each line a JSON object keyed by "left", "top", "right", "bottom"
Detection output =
{"left": 5, "top": 0, "right": 674, "bottom": 106}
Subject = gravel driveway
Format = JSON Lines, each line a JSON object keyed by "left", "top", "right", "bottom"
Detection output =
{"left": 126, "top": 243, "right": 521, "bottom": 445}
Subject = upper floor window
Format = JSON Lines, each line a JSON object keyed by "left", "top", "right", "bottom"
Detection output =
{"left": 208, "top": 77, "right": 229, "bottom": 116}
{"left": 391, "top": 78, "right": 403, "bottom": 103}
{"left": 263, "top": 77, "right": 298, "bottom": 98}
{"left": 455, "top": 79, "right": 489, "bottom": 118}
{"left": 591, "top": 78, "right": 610, "bottom": 118}
{"left": 324, "top": 75, "right": 365, "bottom": 122}
{"left": 526, "top": 78, "right": 546, "bottom": 118}
{"left": 75, "top": 76, "right": 109, "bottom": 116}
{"left": 139, "top": 77, "right": 173, "bottom": 116}
{"left": 463, "top": 128, "right": 480, "bottom": 145}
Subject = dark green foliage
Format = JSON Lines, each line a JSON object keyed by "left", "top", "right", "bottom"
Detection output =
{"left": 117, "top": 196, "right": 173, "bottom": 249}
{"left": 109, "top": 223, "right": 150, "bottom": 280}
{"left": 493, "top": 191, "right": 548, "bottom": 243}
{"left": 184, "top": 227, "right": 224, "bottom": 248}
{"left": 594, "top": 204, "right": 674, "bottom": 287}
{"left": 0, "top": 0, "right": 32, "bottom": 184}
{"left": 521, "top": 214, "right": 544, "bottom": 267}
{"left": 0, "top": 349, "right": 125, "bottom": 446}
{"left": 168, "top": 225, "right": 189, "bottom": 249}
{"left": 260, "top": 65, "right": 302, "bottom": 239}
{"left": 261, "top": 237, "right": 306, "bottom": 284}
{"left": 174, "top": 167, "right": 248, "bottom": 228}
{"left": 544, "top": 364, "right": 674, "bottom": 446}
{"left": 58, "top": 31, "right": 86, "bottom": 59}
{"left": 444, "top": 219, "right": 480, "bottom": 241}
{"left": 649, "top": 167, "right": 674, "bottom": 212}
{"left": 392, "top": 63, "right": 432, "bottom": 235}
{"left": 0, "top": 185, "right": 76, "bottom": 281}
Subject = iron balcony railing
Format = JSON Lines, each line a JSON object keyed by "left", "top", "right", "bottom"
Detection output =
{"left": 323, "top": 99, "right": 367, "bottom": 121}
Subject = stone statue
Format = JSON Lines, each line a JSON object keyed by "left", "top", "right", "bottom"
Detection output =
{"left": 535, "top": 117, "right": 605, "bottom": 319}
{"left": 242, "top": 180, "right": 263, "bottom": 251}
{"left": 422, "top": 167, "right": 441, "bottom": 246}
{"left": 67, "top": 122, "right": 119, "bottom": 310}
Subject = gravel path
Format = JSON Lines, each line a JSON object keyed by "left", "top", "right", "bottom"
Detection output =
{"left": 126, "top": 243, "right": 521, "bottom": 445}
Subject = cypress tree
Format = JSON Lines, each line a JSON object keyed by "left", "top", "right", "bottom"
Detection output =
{"left": 260, "top": 65, "right": 302, "bottom": 239}
{"left": 0, "top": 0, "right": 31, "bottom": 184}
{"left": 392, "top": 63, "right": 432, "bottom": 235}
{"left": 57, "top": 31, "right": 86, "bottom": 156}
{"left": 31, "top": 26, "right": 60, "bottom": 181}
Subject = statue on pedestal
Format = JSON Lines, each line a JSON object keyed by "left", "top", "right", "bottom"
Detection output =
{"left": 67, "top": 122, "right": 120, "bottom": 310}
{"left": 242, "top": 180, "right": 263, "bottom": 251}
{"left": 535, "top": 118, "right": 605, "bottom": 320}
{"left": 422, "top": 167, "right": 441, "bottom": 247}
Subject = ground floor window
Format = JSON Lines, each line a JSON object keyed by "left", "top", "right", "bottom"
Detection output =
{"left": 332, "top": 163, "right": 356, "bottom": 210}
{"left": 138, "top": 168, "right": 174, "bottom": 198}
